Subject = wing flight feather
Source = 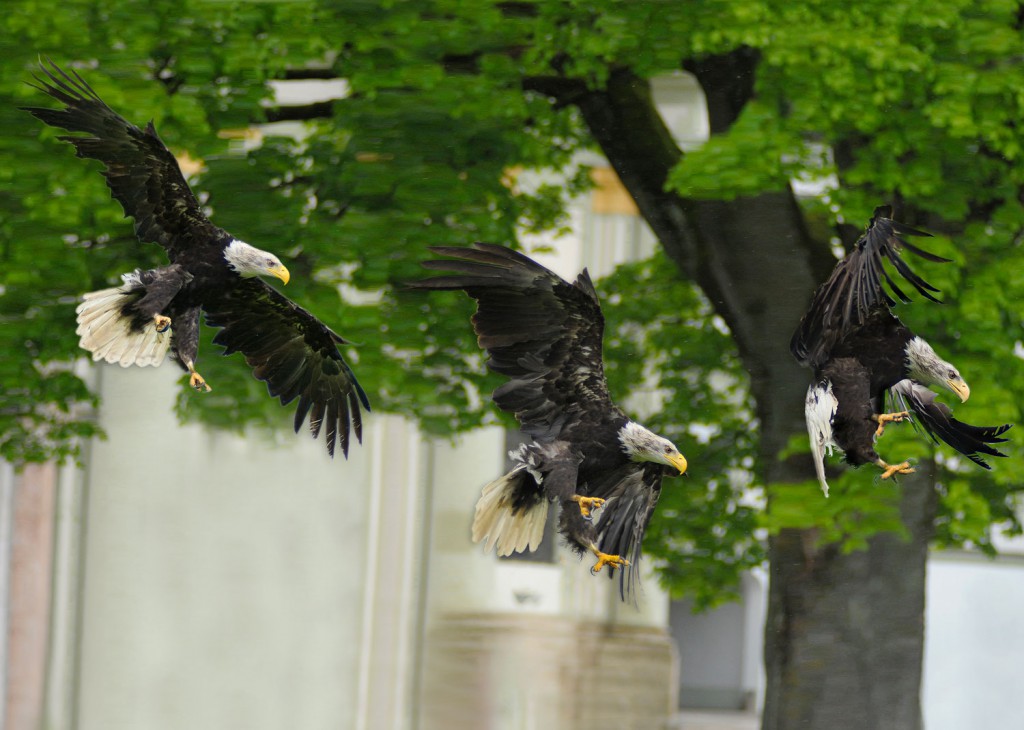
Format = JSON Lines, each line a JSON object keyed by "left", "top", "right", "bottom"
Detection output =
{"left": 592, "top": 466, "right": 665, "bottom": 601}
{"left": 411, "top": 243, "right": 618, "bottom": 439}
{"left": 791, "top": 206, "right": 950, "bottom": 368}
{"left": 203, "top": 279, "right": 370, "bottom": 458}
{"left": 892, "top": 380, "right": 1010, "bottom": 468}
{"left": 22, "top": 58, "right": 218, "bottom": 258}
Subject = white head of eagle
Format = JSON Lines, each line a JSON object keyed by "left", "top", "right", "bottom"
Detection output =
{"left": 224, "top": 239, "right": 291, "bottom": 284}
{"left": 618, "top": 421, "right": 688, "bottom": 474}
{"left": 905, "top": 336, "right": 970, "bottom": 402}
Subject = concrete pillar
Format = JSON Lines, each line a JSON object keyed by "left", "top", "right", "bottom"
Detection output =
{"left": 3, "top": 464, "right": 57, "bottom": 730}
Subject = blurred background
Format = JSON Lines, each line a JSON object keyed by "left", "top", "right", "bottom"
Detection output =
{"left": 2, "top": 2, "right": 1024, "bottom": 729}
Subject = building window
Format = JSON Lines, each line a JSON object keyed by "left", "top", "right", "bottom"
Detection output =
{"left": 669, "top": 572, "right": 766, "bottom": 712}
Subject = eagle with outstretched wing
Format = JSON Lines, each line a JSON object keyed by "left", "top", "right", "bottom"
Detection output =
{"left": 23, "top": 59, "right": 369, "bottom": 457}
{"left": 791, "top": 206, "right": 1009, "bottom": 495}
{"left": 411, "top": 243, "right": 688, "bottom": 598}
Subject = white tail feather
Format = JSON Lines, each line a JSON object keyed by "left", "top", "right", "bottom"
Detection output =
{"left": 805, "top": 381, "right": 839, "bottom": 497}
{"left": 75, "top": 286, "right": 171, "bottom": 368}
{"left": 472, "top": 467, "right": 548, "bottom": 557}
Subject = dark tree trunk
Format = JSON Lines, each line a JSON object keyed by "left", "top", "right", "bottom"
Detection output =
{"left": 530, "top": 62, "right": 936, "bottom": 730}
{"left": 763, "top": 465, "right": 937, "bottom": 730}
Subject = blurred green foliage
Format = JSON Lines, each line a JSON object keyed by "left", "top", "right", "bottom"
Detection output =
{"left": 600, "top": 254, "right": 766, "bottom": 605}
{"left": 2, "top": 0, "right": 1023, "bottom": 606}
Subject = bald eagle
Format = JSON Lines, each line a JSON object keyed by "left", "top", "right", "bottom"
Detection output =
{"left": 23, "top": 60, "right": 369, "bottom": 457}
{"left": 791, "top": 206, "right": 1010, "bottom": 495}
{"left": 411, "top": 244, "right": 688, "bottom": 596}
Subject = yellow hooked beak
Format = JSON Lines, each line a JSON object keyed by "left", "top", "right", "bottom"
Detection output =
{"left": 269, "top": 264, "right": 290, "bottom": 285}
{"left": 948, "top": 378, "right": 970, "bottom": 403}
{"left": 666, "top": 452, "right": 688, "bottom": 475}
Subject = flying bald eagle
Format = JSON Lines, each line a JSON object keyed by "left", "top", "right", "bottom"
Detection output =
{"left": 411, "top": 244, "right": 688, "bottom": 596}
{"left": 792, "top": 206, "right": 1010, "bottom": 495}
{"left": 23, "top": 60, "right": 369, "bottom": 457}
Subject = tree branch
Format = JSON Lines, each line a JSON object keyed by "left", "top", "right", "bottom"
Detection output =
{"left": 262, "top": 101, "right": 336, "bottom": 123}
{"left": 683, "top": 47, "right": 760, "bottom": 133}
{"left": 533, "top": 65, "right": 820, "bottom": 475}
{"left": 545, "top": 57, "right": 935, "bottom": 730}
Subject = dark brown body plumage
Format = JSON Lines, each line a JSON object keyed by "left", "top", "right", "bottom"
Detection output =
{"left": 822, "top": 308, "right": 914, "bottom": 466}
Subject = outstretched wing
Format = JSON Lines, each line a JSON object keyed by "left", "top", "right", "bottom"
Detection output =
{"left": 410, "top": 243, "right": 619, "bottom": 439}
{"left": 791, "top": 206, "right": 950, "bottom": 368}
{"left": 22, "top": 59, "right": 218, "bottom": 258}
{"left": 892, "top": 380, "right": 1010, "bottom": 468}
{"left": 203, "top": 279, "right": 371, "bottom": 458}
{"left": 591, "top": 464, "right": 668, "bottom": 601}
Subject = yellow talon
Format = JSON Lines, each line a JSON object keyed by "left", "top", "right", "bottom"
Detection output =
{"left": 184, "top": 359, "right": 211, "bottom": 392}
{"left": 872, "top": 411, "right": 910, "bottom": 438}
{"left": 590, "top": 549, "right": 629, "bottom": 574}
{"left": 571, "top": 494, "right": 606, "bottom": 519}
{"left": 878, "top": 460, "right": 914, "bottom": 480}
{"left": 189, "top": 371, "right": 211, "bottom": 392}
{"left": 185, "top": 361, "right": 211, "bottom": 393}
{"left": 153, "top": 314, "right": 171, "bottom": 332}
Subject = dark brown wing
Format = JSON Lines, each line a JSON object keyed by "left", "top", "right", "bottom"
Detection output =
{"left": 203, "top": 279, "right": 370, "bottom": 458}
{"left": 592, "top": 464, "right": 667, "bottom": 601}
{"left": 410, "top": 243, "right": 619, "bottom": 440}
{"left": 791, "top": 206, "right": 950, "bottom": 369}
{"left": 22, "top": 59, "right": 219, "bottom": 258}
{"left": 892, "top": 380, "right": 1010, "bottom": 468}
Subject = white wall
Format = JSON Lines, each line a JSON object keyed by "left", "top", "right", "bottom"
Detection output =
{"left": 923, "top": 552, "right": 1024, "bottom": 730}
{"left": 76, "top": 363, "right": 374, "bottom": 730}
{"left": 71, "top": 324, "right": 674, "bottom": 730}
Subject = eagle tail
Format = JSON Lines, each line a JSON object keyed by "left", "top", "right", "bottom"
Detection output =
{"left": 805, "top": 380, "right": 838, "bottom": 497}
{"left": 472, "top": 465, "right": 547, "bottom": 557}
{"left": 76, "top": 282, "right": 170, "bottom": 368}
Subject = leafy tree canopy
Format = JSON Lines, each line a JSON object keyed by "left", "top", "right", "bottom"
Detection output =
{"left": 2, "top": 0, "right": 1023, "bottom": 605}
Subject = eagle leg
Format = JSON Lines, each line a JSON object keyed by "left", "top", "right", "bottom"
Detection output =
{"left": 153, "top": 314, "right": 171, "bottom": 333}
{"left": 571, "top": 494, "right": 606, "bottom": 520}
{"left": 185, "top": 360, "right": 212, "bottom": 393}
{"left": 872, "top": 411, "right": 910, "bottom": 438}
{"left": 588, "top": 544, "right": 629, "bottom": 574}
{"left": 876, "top": 459, "right": 914, "bottom": 480}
